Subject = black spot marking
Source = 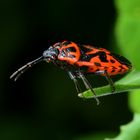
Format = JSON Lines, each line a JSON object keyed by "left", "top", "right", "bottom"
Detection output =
{"left": 119, "top": 65, "right": 124, "bottom": 69}
{"left": 70, "top": 47, "right": 76, "bottom": 52}
{"left": 95, "top": 69, "right": 100, "bottom": 72}
{"left": 110, "top": 59, "right": 115, "bottom": 63}
{"left": 104, "top": 66, "right": 108, "bottom": 69}
{"left": 110, "top": 53, "right": 132, "bottom": 69}
{"left": 112, "top": 66, "right": 117, "bottom": 69}
{"left": 66, "top": 47, "right": 76, "bottom": 52}
{"left": 88, "top": 53, "right": 99, "bottom": 58}
{"left": 111, "top": 69, "right": 115, "bottom": 73}
{"left": 99, "top": 52, "right": 108, "bottom": 62}
{"left": 118, "top": 69, "right": 122, "bottom": 72}
{"left": 86, "top": 52, "right": 103, "bottom": 62}
{"left": 80, "top": 51, "right": 108, "bottom": 63}
{"left": 78, "top": 44, "right": 92, "bottom": 53}
{"left": 94, "top": 62, "right": 101, "bottom": 66}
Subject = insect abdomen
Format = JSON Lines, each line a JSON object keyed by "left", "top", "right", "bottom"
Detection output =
{"left": 86, "top": 51, "right": 132, "bottom": 76}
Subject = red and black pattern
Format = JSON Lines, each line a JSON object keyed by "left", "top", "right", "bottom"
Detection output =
{"left": 53, "top": 41, "right": 132, "bottom": 76}
{"left": 10, "top": 40, "right": 132, "bottom": 105}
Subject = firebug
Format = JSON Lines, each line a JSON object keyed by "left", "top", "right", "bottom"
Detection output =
{"left": 10, "top": 41, "right": 132, "bottom": 105}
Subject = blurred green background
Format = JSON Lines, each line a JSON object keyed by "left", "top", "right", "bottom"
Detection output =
{"left": 0, "top": 0, "right": 133, "bottom": 140}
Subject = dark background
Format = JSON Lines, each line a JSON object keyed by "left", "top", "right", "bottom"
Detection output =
{"left": 0, "top": 0, "right": 132, "bottom": 139}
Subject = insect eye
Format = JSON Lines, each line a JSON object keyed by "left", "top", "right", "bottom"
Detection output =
{"left": 43, "top": 48, "right": 59, "bottom": 60}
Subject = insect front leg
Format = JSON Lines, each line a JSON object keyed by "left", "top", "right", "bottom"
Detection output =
{"left": 77, "top": 71, "right": 100, "bottom": 105}
{"left": 95, "top": 70, "right": 115, "bottom": 93}
{"left": 68, "top": 71, "right": 81, "bottom": 94}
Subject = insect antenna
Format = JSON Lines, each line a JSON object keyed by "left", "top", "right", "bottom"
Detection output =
{"left": 10, "top": 56, "right": 44, "bottom": 81}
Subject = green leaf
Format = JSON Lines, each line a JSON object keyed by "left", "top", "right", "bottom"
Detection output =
{"left": 128, "top": 89, "right": 140, "bottom": 113}
{"left": 115, "top": 0, "right": 140, "bottom": 113}
{"left": 105, "top": 114, "right": 140, "bottom": 140}
{"left": 78, "top": 70, "right": 140, "bottom": 99}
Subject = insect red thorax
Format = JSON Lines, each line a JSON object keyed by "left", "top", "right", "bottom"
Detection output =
{"left": 10, "top": 41, "right": 132, "bottom": 105}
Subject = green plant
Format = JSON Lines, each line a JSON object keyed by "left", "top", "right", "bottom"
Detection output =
{"left": 79, "top": 70, "right": 140, "bottom": 99}
{"left": 78, "top": 0, "right": 140, "bottom": 139}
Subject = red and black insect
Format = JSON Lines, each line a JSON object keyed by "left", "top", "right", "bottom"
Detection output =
{"left": 10, "top": 41, "right": 132, "bottom": 105}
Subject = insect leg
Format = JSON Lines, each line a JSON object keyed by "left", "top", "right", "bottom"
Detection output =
{"left": 95, "top": 70, "right": 115, "bottom": 93}
{"left": 68, "top": 71, "right": 81, "bottom": 93}
{"left": 78, "top": 71, "right": 100, "bottom": 105}
{"left": 104, "top": 70, "right": 115, "bottom": 93}
{"left": 10, "top": 56, "right": 43, "bottom": 81}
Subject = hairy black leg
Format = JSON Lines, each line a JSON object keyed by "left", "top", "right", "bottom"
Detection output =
{"left": 68, "top": 71, "right": 81, "bottom": 93}
{"left": 78, "top": 71, "right": 100, "bottom": 105}
{"left": 95, "top": 70, "right": 115, "bottom": 93}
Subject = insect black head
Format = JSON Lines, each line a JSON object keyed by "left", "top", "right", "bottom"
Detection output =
{"left": 10, "top": 45, "right": 60, "bottom": 81}
{"left": 43, "top": 46, "right": 59, "bottom": 62}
